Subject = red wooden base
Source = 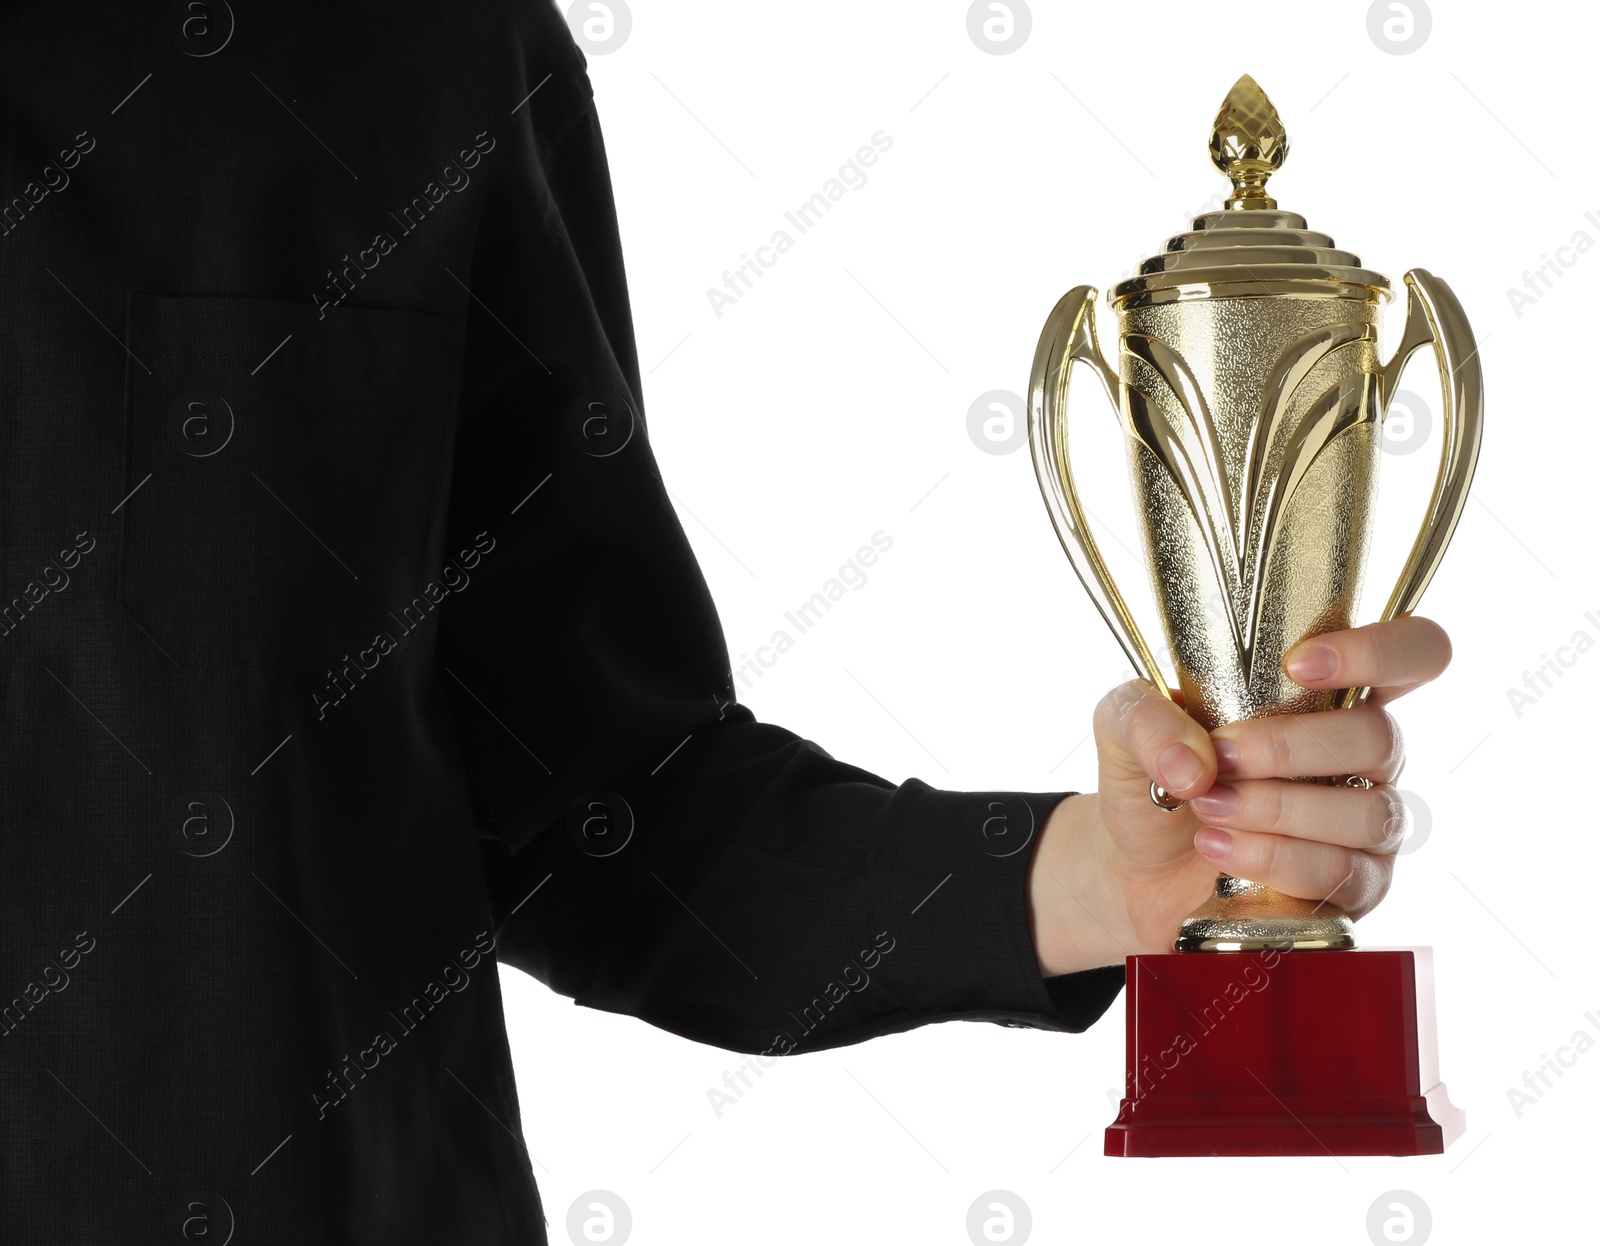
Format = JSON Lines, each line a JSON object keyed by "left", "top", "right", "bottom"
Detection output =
{"left": 1105, "top": 947, "right": 1464, "bottom": 1157}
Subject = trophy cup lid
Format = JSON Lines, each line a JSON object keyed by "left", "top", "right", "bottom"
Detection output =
{"left": 1110, "top": 75, "right": 1393, "bottom": 309}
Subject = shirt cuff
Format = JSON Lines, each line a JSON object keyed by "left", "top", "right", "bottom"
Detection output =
{"left": 869, "top": 782, "right": 1125, "bottom": 1034}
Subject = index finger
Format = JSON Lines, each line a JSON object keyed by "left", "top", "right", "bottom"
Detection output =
{"left": 1282, "top": 615, "right": 1452, "bottom": 708}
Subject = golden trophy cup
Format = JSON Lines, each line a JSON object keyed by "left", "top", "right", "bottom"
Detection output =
{"left": 1029, "top": 75, "right": 1481, "bottom": 1155}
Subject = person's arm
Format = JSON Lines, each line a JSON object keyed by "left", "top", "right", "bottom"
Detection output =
{"left": 438, "top": 20, "right": 1453, "bottom": 1054}
{"left": 434, "top": 89, "right": 1123, "bottom": 1056}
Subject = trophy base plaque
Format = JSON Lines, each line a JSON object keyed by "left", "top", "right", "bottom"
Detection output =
{"left": 1105, "top": 948, "right": 1464, "bottom": 1157}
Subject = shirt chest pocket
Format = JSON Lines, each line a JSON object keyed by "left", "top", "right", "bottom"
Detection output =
{"left": 119, "top": 294, "right": 467, "bottom": 675}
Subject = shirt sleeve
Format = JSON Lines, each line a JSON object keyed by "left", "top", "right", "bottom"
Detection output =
{"left": 435, "top": 78, "right": 1124, "bottom": 1057}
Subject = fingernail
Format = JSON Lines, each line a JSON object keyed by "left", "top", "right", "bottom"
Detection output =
{"left": 1157, "top": 743, "right": 1204, "bottom": 793}
{"left": 1190, "top": 785, "right": 1239, "bottom": 820}
{"left": 1195, "top": 828, "right": 1233, "bottom": 860}
{"left": 1285, "top": 644, "right": 1338, "bottom": 683}
{"left": 1213, "top": 737, "right": 1240, "bottom": 773}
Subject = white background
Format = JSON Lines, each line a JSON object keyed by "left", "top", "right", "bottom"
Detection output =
{"left": 500, "top": 2, "right": 1597, "bottom": 1243}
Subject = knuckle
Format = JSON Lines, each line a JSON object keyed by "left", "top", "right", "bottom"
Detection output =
{"left": 1366, "top": 854, "right": 1396, "bottom": 909}
{"left": 1346, "top": 849, "right": 1391, "bottom": 917}
{"left": 1122, "top": 696, "right": 1176, "bottom": 755}
{"left": 1108, "top": 678, "right": 1149, "bottom": 709}
{"left": 1096, "top": 680, "right": 1147, "bottom": 739}
{"left": 1367, "top": 786, "right": 1408, "bottom": 851}
{"left": 1264, "top": 719, "right": 1299, "bottom": 777}
{"left": 1102, "top": 679, "right": 1146, "bottom": 721}
{"left": 1248, "top": 830, "right": 1283, "bottom": 883}
{"left": 1377, "top": 710, "right": 1406, "bottom": 774}
{"left": 1258, "top": 782, "right": 1292, "bottom": 834}
{"left": 1359, "top": 629, "right": 1386, "bottom": 687}
{"left": 1320, "top": 848, "right": 1361, "bottom": 904}
{"left": 1092, "top": 693, "right": 1121, "bottom": 738}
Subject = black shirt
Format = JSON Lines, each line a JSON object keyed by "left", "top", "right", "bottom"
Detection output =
{"left": 0, "top": 3, "right": 1123, "bottom": 1240}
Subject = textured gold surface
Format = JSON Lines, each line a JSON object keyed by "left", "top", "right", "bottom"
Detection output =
{"left": 1027, "top": 74, "right": 1485, "bottom": 952}
{"left": 1119, "top": 294, "right": 1382, "bottom": 726}
{"left": 1121, "top": 293, "right": 1379, "bottom": 950}
{"left": 1174, "top": 876, "right": 1355, "bottom": 952}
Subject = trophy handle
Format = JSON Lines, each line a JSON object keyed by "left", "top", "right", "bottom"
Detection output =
{"left": 1340, "top": 268, "right": 1485, "bottom": 709}
{"left": 1028, "top": 286, "right": 1171, "bottom": 699}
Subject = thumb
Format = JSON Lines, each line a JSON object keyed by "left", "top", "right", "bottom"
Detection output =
{"left": 1093, "top": 678, "right": 1217, "bottom": 807}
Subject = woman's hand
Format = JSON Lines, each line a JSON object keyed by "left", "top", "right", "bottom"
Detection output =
{"left": 1026, "top": 616, "right": 1452, "bottom": 976}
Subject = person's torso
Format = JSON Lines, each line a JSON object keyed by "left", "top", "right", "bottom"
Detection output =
{"left": 0, "top": 5, "right": 588, "bottom": 1241}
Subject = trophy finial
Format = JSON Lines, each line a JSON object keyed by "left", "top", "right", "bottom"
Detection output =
{"left": 1210, "top": 74, "right": 1288, "bottom": 210}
